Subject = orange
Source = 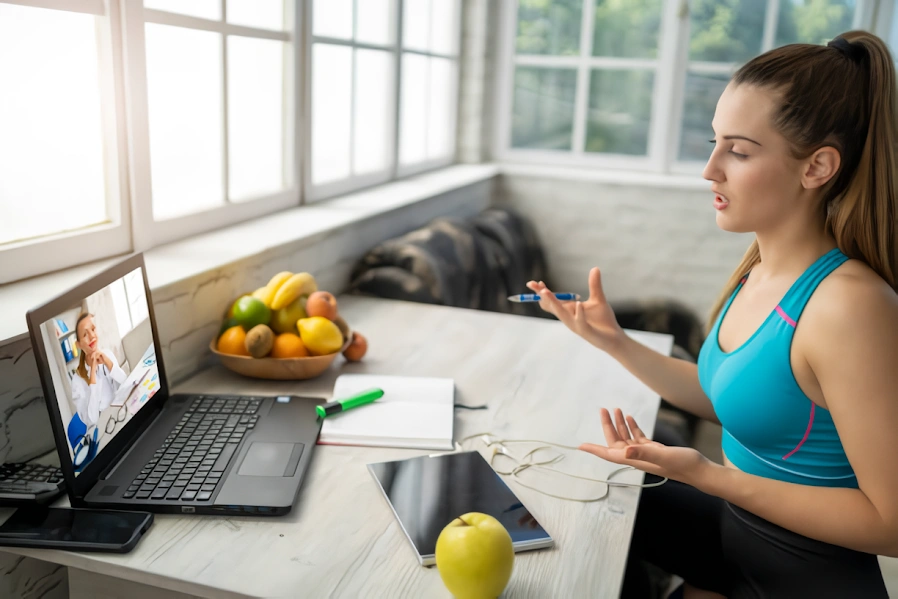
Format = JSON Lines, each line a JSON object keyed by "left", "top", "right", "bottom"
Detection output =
{"left": 270, "top": 333, "right": 309, "bottom": 359}
{"left": 218, "top": 326, "right": 250, "bottom": 356}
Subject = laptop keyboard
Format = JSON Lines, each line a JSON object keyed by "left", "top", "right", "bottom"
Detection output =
{"left": 124, "top": 396, "right": 262, "bottom": 501}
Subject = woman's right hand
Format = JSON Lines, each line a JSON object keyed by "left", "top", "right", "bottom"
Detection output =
{"left": 526, "top": 267, "right": 625, "bottom": 353}
{"left": 87, "top": 352, "right": 100, "bottom": 384}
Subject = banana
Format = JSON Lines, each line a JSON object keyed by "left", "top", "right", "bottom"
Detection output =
{"left": 251, "top": 271, "right": 294, "bottom": 308}
{"left": 266, "top": 271, "right": 294, "bottom": 293}
{"left": 251, "top": 286, "right": 271, "bottom": 303}
{"left": 270, "top": 272, "right": 318, "bottom": 310}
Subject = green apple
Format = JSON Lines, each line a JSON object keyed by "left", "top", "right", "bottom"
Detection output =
{"left": 435, "top": 512, "right": 514, "bottom": 599}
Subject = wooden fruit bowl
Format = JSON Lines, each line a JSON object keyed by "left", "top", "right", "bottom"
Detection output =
{"left": 209, "top": 333, "right": 351, "bottom": 380}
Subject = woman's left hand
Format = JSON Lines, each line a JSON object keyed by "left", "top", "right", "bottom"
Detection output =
{"left": 96, "top": 351, "right": 112, "bottom": 370}
{"left": 579, "top": 408, "right": 714, "bottom": 487}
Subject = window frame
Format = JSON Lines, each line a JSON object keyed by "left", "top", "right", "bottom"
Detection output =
{"left": 0, "top": 0, "right": 132, "bottom": 285}
{"left": 394, "top": 0, "right": 463, "bottom": 181}
{"left": 306, "top": 0, "right": 463, "bottom": 203}
{"left": 303, "top": 0, "right": 400, "bottom": 202}
{"left": 119, "top": 0, "right": 302, "bottom": 251}
{"left": 494, "top": 0, "right": 881, "bottom": 176}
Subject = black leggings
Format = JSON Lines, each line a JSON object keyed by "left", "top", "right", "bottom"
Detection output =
{"left": 621, "top": 478, "right": 888, "bottom": 598}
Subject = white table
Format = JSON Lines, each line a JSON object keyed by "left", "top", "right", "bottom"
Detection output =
{"left": 2, "top": 297, "right": 672, "bottom": 599}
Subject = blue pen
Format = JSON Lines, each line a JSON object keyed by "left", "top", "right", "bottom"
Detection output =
{"left": 507, "top": 293, "right": 581, "bottom": 303}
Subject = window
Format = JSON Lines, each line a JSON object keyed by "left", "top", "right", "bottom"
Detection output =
{"left": 0, "top": 0, "right": 461, "bottom": 284}
{"left": 308, "top": 0, "right": 461, "bottom": 200}
{"left": 123, "top": 0, "right": 298, "bottom": 249}
{"left": 110, "top": 269, "right": 148, "bottom": 336}
{"left": 497, "top": 0, "right": 881, "bottom": 173}
{"left": 679, "top": 0, "right": 860, "bottom": 162}
{"left": 0, "top": 0, "right": 130, "bottom": 285}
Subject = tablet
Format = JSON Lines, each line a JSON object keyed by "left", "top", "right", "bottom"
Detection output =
{"left": 367, "top": 450, "right": 554, "bottom": 566}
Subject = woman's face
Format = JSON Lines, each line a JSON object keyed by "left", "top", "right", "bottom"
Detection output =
{"left": 702, "top": 83, "right": 807, "bottom": 234}
{"left": 76, "top": 316, "right": 99, "bottom": 355}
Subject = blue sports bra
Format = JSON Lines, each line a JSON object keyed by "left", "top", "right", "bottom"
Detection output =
{"left": 697, "top": 248, "right": 857, "bottom": 488}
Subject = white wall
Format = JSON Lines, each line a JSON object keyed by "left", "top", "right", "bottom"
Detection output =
{"left": 494, "top": 172, "right": 754, "bottom": 321}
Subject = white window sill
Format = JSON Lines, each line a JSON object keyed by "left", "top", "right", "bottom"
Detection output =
{"left": 0, "top": 164, "right": 499, "bottom": 345}
{"left": 499, "top": 163, "right": 710, "bottom": 191}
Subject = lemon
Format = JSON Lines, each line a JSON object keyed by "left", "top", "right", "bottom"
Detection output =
{"left": 297, "top": 316, "right": 343, "bottom": 355}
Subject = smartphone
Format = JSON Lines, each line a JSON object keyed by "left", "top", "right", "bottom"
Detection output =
{"left": 0, "top": 506, "right": 153, "bottom": 553}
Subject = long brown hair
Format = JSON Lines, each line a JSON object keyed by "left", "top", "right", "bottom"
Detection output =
{"left": 74, "top": 312, "right": 93, "bottom": 383}
{"left": 708, "top": 31, "right": 898, "bottom": 327}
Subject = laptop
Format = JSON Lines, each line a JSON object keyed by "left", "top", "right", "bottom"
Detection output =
{"left": 26, "top": 253, "right": 323, "bottom": 516}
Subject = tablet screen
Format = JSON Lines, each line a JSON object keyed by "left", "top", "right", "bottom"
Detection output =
{"left": 367, "top": 451, "right": 553, "bottom": 564}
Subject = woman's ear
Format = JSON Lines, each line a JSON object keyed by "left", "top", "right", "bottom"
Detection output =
{"left": 802, "top": 146, "right": 841, "bottom": 189}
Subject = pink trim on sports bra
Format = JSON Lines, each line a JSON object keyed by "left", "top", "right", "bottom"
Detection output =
{"left": 782, "top": 401, "right": 816, "bottom": 460}
{"left": 775, "top": 305, "right": 797, "bottom": 328}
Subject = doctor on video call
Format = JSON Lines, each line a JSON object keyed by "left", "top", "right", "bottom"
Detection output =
{"left": 72, "top": 312, "right": 126, "bottom": 426}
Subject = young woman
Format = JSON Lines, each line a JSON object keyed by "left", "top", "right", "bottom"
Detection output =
{"left": 529, "top": 31, "right": 897, "bottom": 598}
{"left": 72, "top": 312, "right": 127, "bottom": 427}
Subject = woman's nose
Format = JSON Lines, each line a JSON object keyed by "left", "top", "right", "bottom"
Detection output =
{"left": 702, "top": 151, "right": 723, "bottom": 183}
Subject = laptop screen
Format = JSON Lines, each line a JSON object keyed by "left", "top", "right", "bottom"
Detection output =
{"left": 37, "top": 266, "right": 160, "bottom": 475}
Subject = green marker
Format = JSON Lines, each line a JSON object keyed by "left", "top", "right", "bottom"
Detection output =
{"left": 316, "top": 388, "right": 384, "bottom": 419}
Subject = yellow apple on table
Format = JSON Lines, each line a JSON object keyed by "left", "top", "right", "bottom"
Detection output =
{"left": 435, "top": 512, "right": 514, "bottom": 599}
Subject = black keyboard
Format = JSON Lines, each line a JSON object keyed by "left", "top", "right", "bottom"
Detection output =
{"left": 0, "top": 462, "right": 65, "bottom": 505}
{"left": 124, "top": 396, "right": 261, "bottom": 502}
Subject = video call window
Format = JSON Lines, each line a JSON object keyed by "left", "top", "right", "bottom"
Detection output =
{"left": 39, "top": 268, "right": 159, "bottom": 475}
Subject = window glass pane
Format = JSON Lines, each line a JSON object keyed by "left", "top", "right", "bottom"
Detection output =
{"left": 357, "top": 0, "right": 395, "bottom": 46}
{"left": 314, "top": 0, "right": 352, "bottom": 39}
{"left": 430, "top": 0, "right": 458, "bottom": 55}
{"left": 689, "top": 0, "right": 766, "bottom": 63}
{"left": 0, "top": 5, "right": 107, "bottom": 246}
{"left": 145, "top": 24, "right": 223, "bottom": 220}
{"left": 124, "top": 270, "right": 149, "bottom": 327}
{"left": 593, "top": 0, "right": 663, "bottom": 58}
{"left": 228, "top": 36, "right": 286, "bottom": 202}
{"left": 403, "top": 0, "right": 430, "bottom": 51}
{"left": 144, "top": 0, "right": 220, "bottom": 20}
{"left": 227, "top": 0, "right": 285, "bottom": 31}
{"left": 775, "top": 0, "right": 855, "bottom": 47}
{"left": 511, "top": 67, "right": 577, "bottom": 150}
{"left": 585, "top": 69, "right": 654, "bottom": 155}
{"left": 427, "top": 57, "right": 457, "bottom": 159}
{"left": 678, "top": 71, "right": 730, "bottom": 161}
{"left": 516, "top": 0, "right": 581, "bottom": 56}
{"left": 110, "top": 280, "right": 131, "bottom": 337}
{"left": 312, "top": 44, "right": 352, "bottom": 184}
{"left": 354, "top": 50, "right": 395, "bottom": 175}
{"left": 399, "top": 53, "right": 428, "bottom": 164}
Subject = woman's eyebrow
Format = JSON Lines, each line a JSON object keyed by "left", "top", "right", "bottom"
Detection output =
{"left": 722, "top": 134, "right": 762, "bottom": 146}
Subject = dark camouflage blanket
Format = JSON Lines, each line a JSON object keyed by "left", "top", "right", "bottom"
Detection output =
{"left": 349, "top": 208, "right": 550, "bottom": 318}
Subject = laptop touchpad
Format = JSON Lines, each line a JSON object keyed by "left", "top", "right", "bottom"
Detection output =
{"left": 237, "top": 442, "right": 303, "bottom": 477}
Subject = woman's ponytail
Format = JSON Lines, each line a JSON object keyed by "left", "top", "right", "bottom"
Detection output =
{"left": 826, "top": 31, "right": 898, "bottom": 289}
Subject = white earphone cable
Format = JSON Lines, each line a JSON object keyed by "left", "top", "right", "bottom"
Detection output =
{"left": 457, "top": 432, "right": 668, "bottom": 503}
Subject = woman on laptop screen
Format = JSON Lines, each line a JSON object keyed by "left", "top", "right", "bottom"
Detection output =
{"left": 72, "top": 313, "right": 127, "bottom": 427}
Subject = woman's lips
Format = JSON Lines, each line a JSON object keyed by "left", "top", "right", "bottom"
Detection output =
{"left": 714, "top": 194, "right": 729, "bottom": 210}
{"left": 89, "top": 341, "right": 97, "bottom": 349}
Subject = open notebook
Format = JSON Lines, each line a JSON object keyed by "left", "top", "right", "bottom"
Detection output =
{"left": 319, "top": 374, "right": 455, "bottom": 450}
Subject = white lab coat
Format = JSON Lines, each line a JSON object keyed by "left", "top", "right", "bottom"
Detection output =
{"left": 70, "top": 350, "right": 127, "bottom": 426}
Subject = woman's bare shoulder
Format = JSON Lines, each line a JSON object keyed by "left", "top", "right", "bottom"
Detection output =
{"left": 805, "top": 258, "right": 898, "bottom": 330}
